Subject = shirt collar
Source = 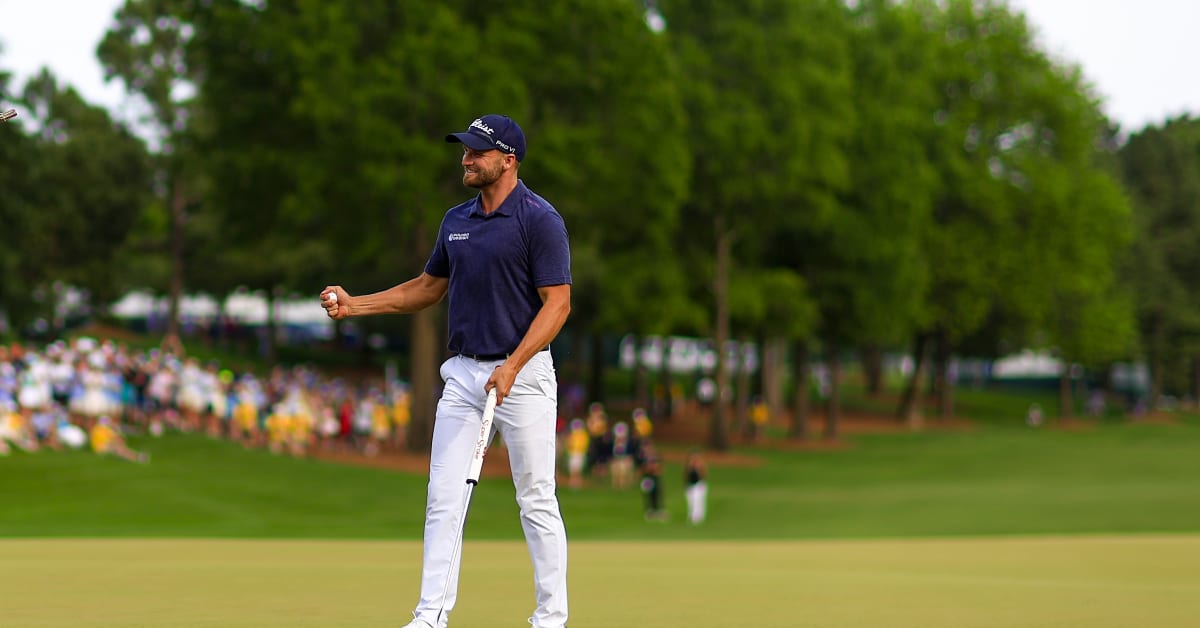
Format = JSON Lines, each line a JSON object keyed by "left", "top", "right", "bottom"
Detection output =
{"left": 469, "top": 180, "right": 526, "bottom": 218}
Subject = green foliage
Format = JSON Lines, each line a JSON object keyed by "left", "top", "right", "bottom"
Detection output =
{"left": 0, "top": 0, "right": 1180, "bottom": 402}
{"left": 469, "top": 0, "right": 694, "bottom": 334}
{"left": 908, "top": 0, "right": 1134, "bottom": 366}
{"left": 811, "top": 0, "right": 937, "bottom": 346}
{"left": 729, "top": 268, "right": 815, "bottom": 340}
{"left": 0, "top": 70, "right": 150, "bottom": 332}
{"left": 1119, "top": 116, "right": 1200, "bottom": 394}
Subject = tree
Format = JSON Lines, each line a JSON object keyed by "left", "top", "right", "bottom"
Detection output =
{"left": 660, "top": 0, "right": 854, "bottom": 450}
{"left": 98, "top": 0, "right": 203, "bottom": 353}
{"left": 779, "top": 0, "right": 936, "bottom": 435}
{"left": 1119, "top": 116, "right": 1200, "bottom": 406}
{"left": 895, "top": 0, "right": 1134, "bottom": 424}
{"left": 467, "top": 0, "right": 695, "bottom": 405}
{"left": 10, "top": 71, "right": 150, "bottom": 334}
{"left": 0, "top": 57, "right": 40, "bottom": 336}
{"left": 727, "top": 269, "right": 816, "bottom": 438}
{"left": 183, "top": 0, "right": 333, "bottom": 364}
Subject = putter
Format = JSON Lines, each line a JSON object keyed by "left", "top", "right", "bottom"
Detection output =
{"left": 436, "top": 388, "right": 498, "bottom": 623}
{"left": 0, "top": 109, "right": 17, "bottom": 123}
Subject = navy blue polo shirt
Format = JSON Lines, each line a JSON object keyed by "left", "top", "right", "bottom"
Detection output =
{"left": 425, "top": 180, "right": 571, "bottom": 356}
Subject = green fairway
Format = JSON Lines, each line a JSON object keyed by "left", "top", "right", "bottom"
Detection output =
{"left": 4, "top": 419, "right": 1200, "bottom": 540}
{"left": 5, "top": 414, "right": 1200, "bottom": 626}
{"left": 2, "top": 536, "right": 1198, "bottom": 627}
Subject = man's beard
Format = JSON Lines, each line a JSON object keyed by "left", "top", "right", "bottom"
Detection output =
{"left": 464, "top": 162, "right": 503, "bottom": 188}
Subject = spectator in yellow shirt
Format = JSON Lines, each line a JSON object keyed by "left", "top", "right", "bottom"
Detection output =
{"left": 391, "top": 388, "right": 411, "bottom": 449}
{"left": 90, "top": 416, "right": 149, "bottom": 463}
{"left": 366, "top": 392, "right": 391, "bottom": 457}
{"left": 632, "top": 407, "right": 653, "bottom": 440}
{"left": 565, "top": 419, "right": 589, "bottom": 489}
{"left": 750, "top": 397, "right": 769, "bottom": 442}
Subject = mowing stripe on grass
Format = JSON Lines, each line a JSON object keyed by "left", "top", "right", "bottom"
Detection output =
{"left": 2, "top": 536, "right": 1198, "bottom": 627}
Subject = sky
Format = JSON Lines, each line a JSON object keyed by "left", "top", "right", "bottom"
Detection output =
{"left": 1, "top": 0, "right": 1198, "bottom": 133}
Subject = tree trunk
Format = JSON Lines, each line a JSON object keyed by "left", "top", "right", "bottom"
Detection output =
{"left": 1148, "top": 318, "right": 1164, "bottom": 412}
{"left": 1059, "top": 368, "right": 1073, "bottom": 420}
{"left": 861, "top": 344, "right": 884, "bottom": 397}
{"left": 897, "top": 332, "right": 929, "bottom": 429}
{"left": 163, "top": 179, "right": 186, "bottom": 354}
{"left": 764, "top": 336, "right": 786, "bottom": 433}
{"left": 934, "top": 329, "right": 954, "bottom": 419}
{"left": 259, "top": 286, "right": 279, "bottom": 364}
{"left": 588, "top": 333, "right": 606, "bottom": 406}
{"left": 45, "top": 285, "right": 60, "bottom": 340}
{"left": 408, "top": 304, "right": 440, "bottom": 452}
{"left": 825, "top": 346, "right": 840, "bottom": 441}
{"left": 659, "top": 361, "right": 674, "bottom": 422}
{"left": 789, "top": 341, "right": 810, "bottom": 440}
{"left": 1194, "top": 355, "right": 1200, "bottom": 410}
{"left": 709, "top": 217, "right": 732, "bottom": 451}
{"left": 635, "top": 363, "right": 649, "bottom": 411}
{"left": 401, "top": 219, "right": 437, "bottom": 452}
{"left": 1149, "top": 356, "right": 1163, "bottom": 413}
{"left": 735, "top": 339, "right": 752, "bottom": 437}
{"left": 567, "top": 328, "right": 587, "bottom": 416}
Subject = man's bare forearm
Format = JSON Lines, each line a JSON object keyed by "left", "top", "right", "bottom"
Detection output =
{"left": 347, "top": 273, "right": 447, "bottom": 317}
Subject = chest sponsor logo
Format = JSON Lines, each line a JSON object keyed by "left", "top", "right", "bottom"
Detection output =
{"left": 448, "top": 232, "right": 470, "bottom": 242}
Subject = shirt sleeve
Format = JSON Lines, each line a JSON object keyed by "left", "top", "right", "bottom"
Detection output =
{"left": 424, "top": 221, "right": 450, "bottom": 278}
{"left": 528, "top": 209, "right": 572, "bottom": 287}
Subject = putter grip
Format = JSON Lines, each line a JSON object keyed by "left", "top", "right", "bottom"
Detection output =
{"left": 466, "top": 389, "right": 498, "bottom": 483}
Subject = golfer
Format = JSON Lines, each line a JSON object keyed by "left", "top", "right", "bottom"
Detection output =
{"left": 321, "top": 114, "right": 571, "bottom": 628}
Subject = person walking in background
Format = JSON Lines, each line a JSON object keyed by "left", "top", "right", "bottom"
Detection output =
{"left": 684, "top": 450, "right": 708, "bottom": 525}
{"left": 639, "top": 440, "right": 666, "bottom": 522}
{"left": 321, "top": 114, "right": 572, "bottom": 628}
{"left": 610, "top": 421, "right": 637, "bottom": 489}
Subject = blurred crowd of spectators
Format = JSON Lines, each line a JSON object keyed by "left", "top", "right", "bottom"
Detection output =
{"left": 0, "top": 337, "right": 412, "bottom": 463}
{"left": 2, "top": 336, "right": 707, "bottom": 524}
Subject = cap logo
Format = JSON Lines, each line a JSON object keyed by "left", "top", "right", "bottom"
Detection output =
{"left": 470, "top": 118, "right": 494, "bottom": 135}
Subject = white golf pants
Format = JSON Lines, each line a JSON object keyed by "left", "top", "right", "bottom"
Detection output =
{"left": 414, "top": 352, "right": 568, "bottom": 628}
{"left": 686, "top": 481, "right": 708, "bottom": 524}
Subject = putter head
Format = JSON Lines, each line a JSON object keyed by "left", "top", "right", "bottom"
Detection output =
{"left": 0, "top": 109, "right": 17, "bottom": 123}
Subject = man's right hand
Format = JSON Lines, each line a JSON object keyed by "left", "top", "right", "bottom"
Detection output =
{"left": 320, "top": 286, "right": 350, "bottom": 319}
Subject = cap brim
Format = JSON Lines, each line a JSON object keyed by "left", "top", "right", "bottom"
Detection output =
{"left": 445, "top": 132, "right": 495, "bottom": 151}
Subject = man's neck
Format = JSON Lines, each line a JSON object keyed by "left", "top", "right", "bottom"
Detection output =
{"left": 478, "top": 176, "right": 519, "bottom": 214}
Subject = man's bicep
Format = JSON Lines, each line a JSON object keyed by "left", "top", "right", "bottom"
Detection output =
{"left": 416, "top": 273, "right": 449, "bottom": 303}
{"left": 537, "top": 283, "right": 571, "bottom": 305}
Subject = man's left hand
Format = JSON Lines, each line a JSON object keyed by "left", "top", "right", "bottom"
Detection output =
{"left": 486, "top": 363, "right": 518, "bottom": 406}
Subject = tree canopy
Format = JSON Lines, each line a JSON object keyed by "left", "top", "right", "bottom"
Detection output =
{"left": 3, "top": 0, "right": 1191, "bottom": 438}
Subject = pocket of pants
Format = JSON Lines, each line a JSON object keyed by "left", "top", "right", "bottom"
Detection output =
{"left": 536, "top": 377, "right": 557, "bottom": 402}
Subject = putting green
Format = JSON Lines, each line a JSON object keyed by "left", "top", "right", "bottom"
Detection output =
{"left": 3, "top": 536, "right": 1197, "bottom": 627}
